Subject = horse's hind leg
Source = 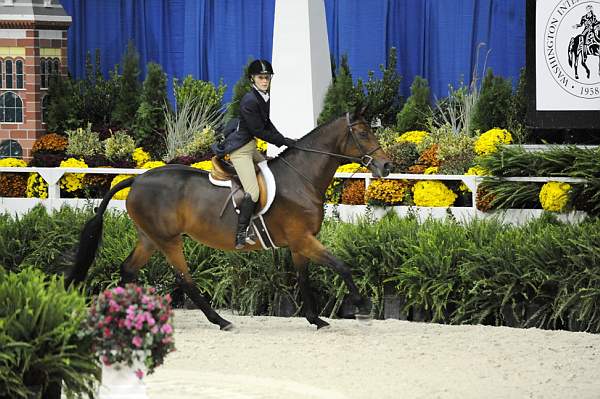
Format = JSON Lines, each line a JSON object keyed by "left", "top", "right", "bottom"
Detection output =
{"left": 292, "top": 252, "right": 330, "bottom": 329}
{"left": 119, "top": 232, "right": 156, "bottom": 286}
{"left": 294, "top": 235, "right": 371, "bottom": 319}
{"left": 157, "top": 237, "right": 233, "bottom": 331}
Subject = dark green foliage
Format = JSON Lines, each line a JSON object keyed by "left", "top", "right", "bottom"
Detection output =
{"left": 471, "top": 68, "right": 513, "bottom": 132}
{"left": 134, "top": 62, "right": 169, "bottom": 157}
{"left": 225, "top": 60, "right": 253, "bottom": 121}
{"left": 355, "top": 47, "right": 403, "bottom": 126}
{"left": 111, "top": 41, "right": 141, "bottom": 129}
{"left": 385, "top": 141, "right": 419, "bottom": 172}
{"left": 318, "top": 54, "right": 362, "bottom": 125}
{"left": 396, "top": 76, "right": 431, "bottom": 133}
{"left": 80, "top": 50, "right": 120, "bottom": 130}
{"left": 2, "top": 207, "right": 600, "bottom": 332}
{"left": 507, "top": 67, "right": 529, "bottom": 143}
{"left": 173, "top": 75, "right": 226, "bottom": 116}
{"left": 0, "top": 267, "right": 100, "bottom": 398}
{"left": 45, "top": 74, "right": 81, "bottom": 133}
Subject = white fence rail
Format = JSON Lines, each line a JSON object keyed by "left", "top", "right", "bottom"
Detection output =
{"left": 0, "top": 167, "right": 590, "bottom": 224}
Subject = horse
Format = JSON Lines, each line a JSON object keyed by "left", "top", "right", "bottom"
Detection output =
{"left": 568, "top": 24, "right": 600, "bottom": 79}
{"left": 67, "top": 106, "right": 393, "bottom": 331}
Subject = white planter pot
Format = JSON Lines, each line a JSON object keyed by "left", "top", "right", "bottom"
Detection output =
{"left": 98, "top": 352, "right": 148, "bottom": 399}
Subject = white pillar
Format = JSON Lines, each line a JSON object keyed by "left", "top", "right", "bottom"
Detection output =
{"left": 269, "top": 0, "right": 332, "bottom": 156}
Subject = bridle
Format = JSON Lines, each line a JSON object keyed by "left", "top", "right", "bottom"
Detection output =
{"left": 279, "top": 113, "right": 382, "bottom": 185}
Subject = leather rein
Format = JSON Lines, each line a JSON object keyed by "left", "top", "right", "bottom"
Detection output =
{"left": 278, "top": 113, "right": 381, "bottom": 185}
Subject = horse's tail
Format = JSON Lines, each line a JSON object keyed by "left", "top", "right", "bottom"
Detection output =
{"left": 569, "top": 37, "right": 576, "bottom": 66}
{"left": 66, "top": 176, "right": 136, "bottom": 285}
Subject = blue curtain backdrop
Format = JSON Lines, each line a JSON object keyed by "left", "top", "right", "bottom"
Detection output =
{"left": 59, "top": 0, "right": 525, "bottom": 104}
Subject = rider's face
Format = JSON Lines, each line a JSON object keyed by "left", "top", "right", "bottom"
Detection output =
{"left": 252, "top": 74, "right": 271, "bottom": 91}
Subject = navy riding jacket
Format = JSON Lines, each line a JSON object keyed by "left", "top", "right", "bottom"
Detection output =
{"left": 212, "top": 88, "right": 287, "bottom": 157}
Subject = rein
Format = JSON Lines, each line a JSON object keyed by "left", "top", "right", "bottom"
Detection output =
{"left": 280, "top": 113, "right": 381, "bottom": 185}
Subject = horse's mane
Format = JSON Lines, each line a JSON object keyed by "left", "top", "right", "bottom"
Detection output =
{"left": 274, "top": 116, "right": 341, "bottom": 159}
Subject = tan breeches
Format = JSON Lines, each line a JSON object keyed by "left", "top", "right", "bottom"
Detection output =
{"left": 230, "top": 140, "right": 264, "bottom": 202}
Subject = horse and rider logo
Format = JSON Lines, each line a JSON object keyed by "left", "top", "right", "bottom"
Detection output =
{"left": 544, "top": 1, "right": 600, "bottom": 99}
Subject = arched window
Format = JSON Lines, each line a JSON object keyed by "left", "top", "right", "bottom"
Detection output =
{"left": 0, "top": 92, "right": 23, "bottom": 123}
{"left": 0, "top": 139, "right": 23, "bottom": 159}
{"left": 5, "top": 59, "right": 12, "bottom": 89}
{"left": 41, "top": 58, "right": 60, "bottom": 89}
{"left": 41, "top": 95, "right": 49, "bottom": 122}
{"left": 15, "top": 59, "right": 23, "bottom": 89}
{"left": 40, "top": 57, "right": 46, "bottom": 88}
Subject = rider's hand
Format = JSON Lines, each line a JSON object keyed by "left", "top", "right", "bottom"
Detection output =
{"left": 283, "top": 138, "right": 297, "bottom": 148}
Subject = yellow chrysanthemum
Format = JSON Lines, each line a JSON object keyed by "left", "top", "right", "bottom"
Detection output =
{"left": 325, "top": 179, "right": 342, "bottom": 204}
{"left": 0, "top": 158, "right": 27, "bottom": 167}
{"left": 132, "top": 147, "right": 151, "bottom": 168}
{"left": 412, "top": 180, "right": 457, "bottom": 207}
{"left": 256, "top": 138, "right": 268, "bottom": 153}
{"left": 365, "top": 179, "right": 407, "bottom": 205}
{"left": 474, "top": 128, "right": 513, "bottom": 155}
{"left": 26, "top": 173, "right": 48, "bottom": 198}
{"left": 140, "top": 161, "right": 166, "bottom": 169}
{"left": 459, "top": 165, "right": 490, "bottom": 192}
{"left": 191, "top": 160, "right": 213, "bottom": 171}
{"left": 59, "top": 158, "right": 88, "bottom": 192}
{"left": 396, "top": 130, "right": 429, "bottom": 145}
{"left": 110, "top": 174, "right": 134, "bottom": 200}
{"left": 539, "top": 181, "right": 571, "bottom": 212}
{"left": 424, "top": 166, "right": 439, "bottom": 175}
{"left": 336, "top": 163, "right": 368, "bottom": 173}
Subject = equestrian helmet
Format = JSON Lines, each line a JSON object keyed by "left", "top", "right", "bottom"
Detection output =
{"left": 248, "top": 59, "right": 274, "bottom": 77}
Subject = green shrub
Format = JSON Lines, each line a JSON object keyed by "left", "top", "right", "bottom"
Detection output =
{"left": 225, "top": 60, "right": 253, "bottom": 121}
{"left": 104, "top": 130, "right": 136, "bottom": 162}
{"left": 471, "top": 68, "right": 513, "bottom": 133}
{"left": 0, "top": 267, "right": 100, "bottom": 398}
{"left": 396, "top": 76, "right": 431, "bottom": 133}
{"left": 318, "top": 54, "right": 362, "bottom": 125}
{"left": 355, "top": 47, "right": 403, "bottom": 126}
{"left": 134, "top": 62, "right": 169, "bottom": 157}
{"left": 507, "top": 67, "right": 529, "bottom": 144}
{"left": 46, "top": 74, "right": 82, "bottom": 134}
{"left": 385, "top": 141, "right": 419, "bottom": 172}
{"left": 112, "top": 41, "right": 141, "bottom": 130}
{"left": 173, "top": 75, "right": 225, "bottom": 119}
{"left": 65, "top": 123, "right": 103, "bottom": 159}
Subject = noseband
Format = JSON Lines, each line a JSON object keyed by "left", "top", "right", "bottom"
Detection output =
{"left": 279, "top": 113, "right": 382, "bottom": 185}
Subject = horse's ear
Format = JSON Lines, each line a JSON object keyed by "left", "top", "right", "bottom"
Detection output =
{"left": 352, "top": 103, "right": 368, "bottom": 121}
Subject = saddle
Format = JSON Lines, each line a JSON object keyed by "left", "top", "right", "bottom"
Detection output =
{"left": 209, "top": 156, "right": 278, "bottom": 249}
{"left": 210, "top": 156, "right": 269, "bottom": 212}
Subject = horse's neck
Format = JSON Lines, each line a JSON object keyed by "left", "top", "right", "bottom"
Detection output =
{"left": 275, "top": 122, "right": 344, "bottom": 199}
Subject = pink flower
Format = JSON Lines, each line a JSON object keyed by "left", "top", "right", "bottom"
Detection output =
{"left": 103, "top": 327, "right": 112, "bottom": 338}
{"left": 161, "top": 337, "right": 172, "bottom": 344}
{"left": 151, "top": 326, "right": 159, "bottom": 334}
{"left": 134, "top": 369, "right": 144, "bottom": 379}
{"left": 114, "top": 286, "right": 125, "bottom": 295}
{"left": 102, "top": 356, "right": 110, "bottom": 365}
{"left": 132, "top": 335, "right": 143, "bottom": 348}
{"left": 104, "top": 316, "right": 112, "bottom": 324}
{"left": 160, "top": 324, "right": 173, "bottom": 334}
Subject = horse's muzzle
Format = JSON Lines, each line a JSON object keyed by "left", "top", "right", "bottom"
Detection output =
{"left": 371, "top": 161, "right": 393, "bottom": 178}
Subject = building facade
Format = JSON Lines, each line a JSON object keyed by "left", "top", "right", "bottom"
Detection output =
{"left": 0, "top": 0, "right": 70, "bottom": 159}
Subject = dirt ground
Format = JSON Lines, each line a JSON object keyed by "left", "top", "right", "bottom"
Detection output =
{"left": 144, "top": 309, "right": 600, "bottom": 399}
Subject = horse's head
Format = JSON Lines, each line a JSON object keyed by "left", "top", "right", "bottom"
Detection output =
{"left": 338, "top": 105, "right": 393, "bottom": 178}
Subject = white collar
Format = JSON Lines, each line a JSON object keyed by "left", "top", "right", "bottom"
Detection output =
{"left": 253, "top": 85, "right": 270, "bottom": 102}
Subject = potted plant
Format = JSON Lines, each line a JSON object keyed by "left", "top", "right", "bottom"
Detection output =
{"left": 0, "top": 267, "right": 100, "bottom": 399}
{"left": 86, "top": 284, "right": 175, "bottom": 397}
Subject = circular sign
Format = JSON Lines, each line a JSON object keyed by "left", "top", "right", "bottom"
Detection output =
{"left": 544, "top": 1, "right": 600, "bottom": 99}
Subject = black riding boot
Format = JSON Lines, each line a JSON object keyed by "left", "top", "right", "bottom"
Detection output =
{"left": 235, "top": 193, "right": 257, "bottom": 249}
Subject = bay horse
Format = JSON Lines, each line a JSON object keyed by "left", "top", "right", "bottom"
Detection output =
{"left": 68, "top": 106, "right": 393, "bottom": 331}
{"left": 568, "top": 23, "right": 600, "bottom": 79}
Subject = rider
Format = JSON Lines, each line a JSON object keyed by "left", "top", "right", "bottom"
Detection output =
{"left": 215, "top": 59, "right": 296, "bottom": 249}
{"left": 573, "top": 5, "right": 598, "bottom": 44}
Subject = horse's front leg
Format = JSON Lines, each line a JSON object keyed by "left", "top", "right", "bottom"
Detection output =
{"left": 293, "top": 235, "right": 371, "bottom": 319}
{"left": 291, "top": 251, "right": 330, "bottom": 329}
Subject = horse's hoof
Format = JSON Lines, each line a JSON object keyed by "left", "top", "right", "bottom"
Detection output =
{"left": 220, "top": 322, "right": 235, "bottom": 332}
{"left": 316, "top": 321, "right": 330, "bottom": 330}
{"left": 356, "top": 313, "right": 372, "bottom": 325}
